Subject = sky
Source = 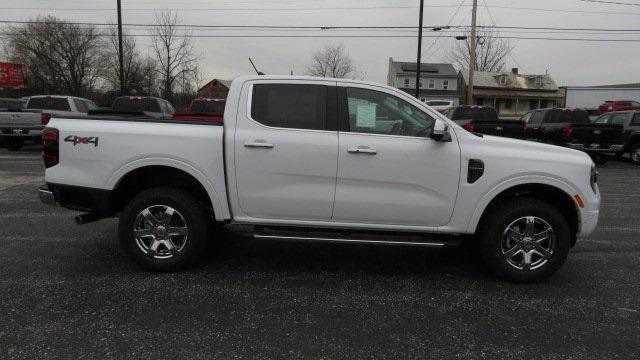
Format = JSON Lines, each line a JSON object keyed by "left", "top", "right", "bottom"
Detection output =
{"left": 2, "top": 0, "right": 640, "bottom": 87}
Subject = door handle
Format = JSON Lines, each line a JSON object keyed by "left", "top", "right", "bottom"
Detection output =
{"left": 244, "top": 140, "right": 274, "bottom": 148}
{"left": 347, "top": 146, "right": 377, "bottom": 155}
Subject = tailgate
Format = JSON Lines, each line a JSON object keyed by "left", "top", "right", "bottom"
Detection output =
{"left": 0, "top": 110, "right": 42, "bottom": 128}
{"left": 570, "top": 124, "right": 623, "bottom": 144}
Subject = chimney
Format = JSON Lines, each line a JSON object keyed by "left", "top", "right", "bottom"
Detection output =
{"left": 511, "top": 68, "right": 519, "bottom": 74}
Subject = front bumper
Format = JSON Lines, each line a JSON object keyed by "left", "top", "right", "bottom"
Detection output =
{"left": 579, "top": 209, "right": 600, "bottom": 237}
{"left": 566, "top": 143, "right": 624, "bottom": 153}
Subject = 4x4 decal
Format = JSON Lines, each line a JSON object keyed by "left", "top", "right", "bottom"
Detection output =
{"left": 64, "top": 135, "right": 99, "bottom": 147}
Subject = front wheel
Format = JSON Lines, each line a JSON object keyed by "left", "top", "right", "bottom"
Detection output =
{"left": 118, "top": 187, "right": 211, "bottom": 271}
{"left": 479, "top": 198, "right": 571, "bottom": 282}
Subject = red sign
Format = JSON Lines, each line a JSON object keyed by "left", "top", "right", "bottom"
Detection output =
{"left": 0, "top": 62, "right": 27, "bottom": 89}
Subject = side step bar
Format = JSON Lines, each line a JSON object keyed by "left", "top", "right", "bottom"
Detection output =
{"left": 253, "top": 233, "right": 461, "bottom": 248}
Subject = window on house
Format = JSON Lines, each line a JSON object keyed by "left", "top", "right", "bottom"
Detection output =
{"left": 443, "top": 80, "right": 449, "bottom": 90}
{"left": 419, "top": 80, "right": 423, "bottom": 88}
{"left": 498, "top": 76, "right": 507, "bottom": 85}
{"left": 535, "top": 77, "right": 543, "bottom": 87}
{"left": 505, "top": 99, "right": 512, "bottom": 110}
{"left": 428, "top": 79, "right": 435, "bottom": 89}
{"left": 404, "top": 78, "right": 410, "bottom": 87}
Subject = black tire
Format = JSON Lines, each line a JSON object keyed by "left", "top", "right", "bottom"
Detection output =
{"left": 118, "top": 187, "right": 211, "bottom": 271}
{"left": 479, "top": 198, "right": 571, "bottom": 283}
{"left": 5, "top": 138, "right": 24, "bottom": 151}
{"left": 630, "top": 143, "right": 640, "bottom": 165}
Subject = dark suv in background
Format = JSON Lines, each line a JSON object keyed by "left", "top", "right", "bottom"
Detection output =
{"left": 593, "top": 110, "right": 640, "bottom": 164}
{"left": 522, "top": 108, "right": 624, "bottom": 164}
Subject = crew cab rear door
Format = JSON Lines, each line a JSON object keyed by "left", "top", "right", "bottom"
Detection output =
{"left": 332, "top": 83, "right": 461, "bottom": 227}
{"left": 233, "top": 79, "right": 339, "bottom": 221}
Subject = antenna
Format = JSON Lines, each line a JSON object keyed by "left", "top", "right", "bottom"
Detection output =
{"left": 249, "top": 58, "right": 265, "bottom": 75}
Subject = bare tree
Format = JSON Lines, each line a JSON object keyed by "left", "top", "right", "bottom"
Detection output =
{"left": 4, "top": 16, "right": 103, "bottom": 96}
{"left": 306, "top": 44, "right": 355, "bottom": 78}
{"left": 151, "top": 10, "right": 199, "bottom": 102}
{"left": 447, "top": 29, "right": 513, "bottom": 72}
{"left": 100, "top": 27, "right": 143, "bottom": 94}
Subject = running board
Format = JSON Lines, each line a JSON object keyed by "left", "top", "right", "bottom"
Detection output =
{"left": 252, "top": 228, "right": 461, "bottom": 248}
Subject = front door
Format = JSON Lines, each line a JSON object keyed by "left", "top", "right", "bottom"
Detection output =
{"left": 332, "top": 84, "right": 461, "bottom": 227}
{"left": 234, "top": 80, "right": 339, "bottom": 221}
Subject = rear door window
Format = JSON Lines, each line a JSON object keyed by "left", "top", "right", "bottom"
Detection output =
{"left": 546, "top": 110, "right": 589, "bottom": 123}
{"left": 251, "top": 84, "right": 327, "bottom": 130}
{"left": 449, "top": 107, "right": 497, "bottom": 121}
{"left": 632, "top": 113, "right": 640, "bottom": 126}
{"left": 191, "top": 100, "right": 225, "bottom": 115}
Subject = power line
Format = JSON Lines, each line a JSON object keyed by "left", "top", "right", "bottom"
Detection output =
{"left": 579, "top": 0, "right": 640, "bottom": 6}
{"left": 421, "top": 0, "right": 467, "bottom": 59}
{"left": 479, "top": 0, "right": 527, "bottom": 73}
{"left": 2, "top": 31, "right": 640, "bottom": 41}
{"left": 3, "top": 3, "right": 640, "bottom": 15}
{"left": 4, "top": 20, "right": 640, "bottom": 33}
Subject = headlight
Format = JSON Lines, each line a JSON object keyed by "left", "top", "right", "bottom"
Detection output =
{"left": 590, "top": 164, "right": 598, "bottom": 193}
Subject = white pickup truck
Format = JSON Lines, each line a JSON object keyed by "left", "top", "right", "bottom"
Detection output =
{"left": 0, "top": 95, "right": 96, "bottom": 150}
{"left": 38, "top": 76, "right": 600, "bottom": 282}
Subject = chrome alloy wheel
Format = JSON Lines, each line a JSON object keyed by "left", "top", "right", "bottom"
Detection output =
{"left": 501, "top": 216, "right": 554, "bottom": 271}
{"left": 133, "top": 205, "right": 189, "bottom": 259}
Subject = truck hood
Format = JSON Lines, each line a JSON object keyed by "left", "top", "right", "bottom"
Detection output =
{"left": 460, "top": 131, "right": 593, "bottom": 166}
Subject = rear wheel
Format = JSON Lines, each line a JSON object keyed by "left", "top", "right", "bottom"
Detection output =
{"left": 630, "top": 144, "right": 640, "bottom": 165}
{"left": 5, "top": 138, "right": 24, "bottom": 151}
{"left": 479, "top": 198, "right": 571, "bottom": 282}
{"left": 118, "top": 187, "right": 211, "bottom": 271}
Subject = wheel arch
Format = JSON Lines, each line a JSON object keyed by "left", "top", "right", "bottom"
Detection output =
{"left": 107, "top": 159, "right": 230, "bottom": 221}
{"left": 470, "top": 181, "right": 581, "bottom": 246}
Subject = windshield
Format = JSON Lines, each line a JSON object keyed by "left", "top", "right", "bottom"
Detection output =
{"left": 27, "top": 97, "right": 71, "bottom": 111}
{"left": 112, "top": 97, "right": 161, "bottom": 113}
{"left": 190, "top": 100, "right": 225, "bottom": 114}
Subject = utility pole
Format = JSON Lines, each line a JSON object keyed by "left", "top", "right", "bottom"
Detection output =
{"left": 117, "top": 0, "right": 125, "bottom": 95}
{"left": 466, "top": 0, "right": 478, "bottom": 105}
{"left": 415, "top": 0, "right": 424, "bottom": 99}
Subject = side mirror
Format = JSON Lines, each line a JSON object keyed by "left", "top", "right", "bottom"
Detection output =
{"left": 430, "top": 119, "right": 451, "bottom": 142}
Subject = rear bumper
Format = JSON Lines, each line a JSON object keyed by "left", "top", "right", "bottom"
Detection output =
{"left": 38, "top": 185, "right": 57, "bottom": 206}
{"left": 1, "top": 127, "right": 43, "bottom": 138}
{"left": 38, "top": 183, "right": 112, "bottom": 213}
{"left": 566, "top": 143, "right": 624, "bottom": 153}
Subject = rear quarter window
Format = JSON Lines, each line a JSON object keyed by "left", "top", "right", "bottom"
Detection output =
{"left": 449, "top": 107, "right": 498, "bottom": 121}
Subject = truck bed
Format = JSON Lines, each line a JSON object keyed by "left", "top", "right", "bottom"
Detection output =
{"left": 45, "top": 116, "right": 230, "bottom": 220}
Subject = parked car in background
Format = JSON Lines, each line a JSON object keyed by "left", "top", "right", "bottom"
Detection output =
{"left": 0, "top": 95, "right": 96, "bottom": 150}
{"left": 39, "top": 75, "right": 600, "bottom": 282}
{"left": 90, "top": 96, "right": 175, "bottom": 119}
{"left": 424, "top": 100, "right": 454, "bottom": 113}
{"left": 0, "top": 98, "right": 25, "bottom": 148}
{"left": 443, "top": 105, "right": 526, "bottom": 139}
{"left": 522, "top": 108, "right": 624, "bottom": 164}
{"left": 172, "top": 98, "right": 225, "bottom": 123}
{"left": 597, "top": 100, "right": 640, "bottom": 114}
{"left": 593, "top": 110, "right": 640, "bottom": 164}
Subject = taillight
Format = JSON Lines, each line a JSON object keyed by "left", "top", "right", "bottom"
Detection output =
{"left": 42, "top": 127, "right": 59, "bottom": 168}
{"left": 464, "top": 123, "right": 476, "bottom": 132}
{"left": 562, "top": 126, "right": 573, "bottom": 139}
{"left": 41, "top": 112, "right": 52, "bottom": 125}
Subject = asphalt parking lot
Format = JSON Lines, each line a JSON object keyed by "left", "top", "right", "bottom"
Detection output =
{"left": 1, "top": 145, "right": 639, "bottom": 359}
